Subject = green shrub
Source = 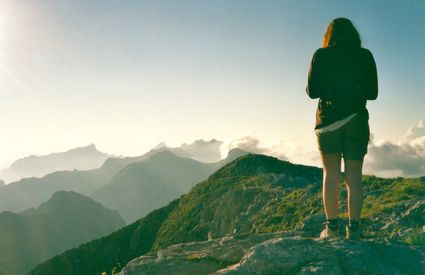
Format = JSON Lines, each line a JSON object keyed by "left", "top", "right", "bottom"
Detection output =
{"left": 404, "top": 228, "right": 425, "bottom": 246}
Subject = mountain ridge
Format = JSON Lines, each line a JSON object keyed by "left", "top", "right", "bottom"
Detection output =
{"left": 0, "top": 144, "right": 112, "bottom": 183}
{"left": 0, "top": 146, "right": 248, "bottom": 215}
{"left": 92, "top": 148, "right": 249, "bottom": 223}
{"left": 0, "top": 190, "right": 124, "bottom": 275}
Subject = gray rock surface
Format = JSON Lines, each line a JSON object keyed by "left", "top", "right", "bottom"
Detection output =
{"left": 365, "top": 198, "right": 425, "bottom": 239}
{"left": 219, "top": 237, "right": 424, "bottom": 274}
{"left": 119, "top": 230, "right": 425, "bottom": 275}
{"left": 119, "top": 231, "right": 296, "bottom": 275}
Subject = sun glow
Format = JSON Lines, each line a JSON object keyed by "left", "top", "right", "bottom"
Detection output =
{"left": 0, "top": 15, "right": 4, "bottom": 56}
{"left": 0, "top": 13, "right": 7, "bottom": 92}
{"left": 0, "top": 7, "right": 17, "bottom": 90}
{"left": 0, "top": 1, "right": 15, "bottom": 60}
{"left": 0, "top": 7, "right": 10, "bottom": 63}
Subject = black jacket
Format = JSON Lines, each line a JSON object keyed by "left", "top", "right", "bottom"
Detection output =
{"left": 306, "top": 46, "right": 378, "bottom": 129}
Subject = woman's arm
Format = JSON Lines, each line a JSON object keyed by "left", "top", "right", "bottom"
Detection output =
{"left": 306, "top": 49, "right": 322, "bottom": 99}
{"left": 364, "top": 50, "right": 378, "bottom": 100}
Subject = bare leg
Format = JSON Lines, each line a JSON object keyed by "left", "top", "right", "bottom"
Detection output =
{"left": 344, "top": 159, "right": 364, "bottom": 220}
{"left": 320, "top": 153, "right": 341, "bottom": 219}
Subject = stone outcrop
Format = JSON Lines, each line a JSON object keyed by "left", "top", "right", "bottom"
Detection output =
{"left": 119, "top": 230, "right": 425, "bottom": 274}
{"left": 219, "top": 236, "right": 424, "bottom": 274}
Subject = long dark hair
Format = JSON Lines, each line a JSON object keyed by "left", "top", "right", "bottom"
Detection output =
{"left": 322, "top": 18, "right": 361, "bottom": 48}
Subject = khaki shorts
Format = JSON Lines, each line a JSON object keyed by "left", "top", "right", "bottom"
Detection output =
{"left": 315, "top": 114, "right": 370, "bottom": 161}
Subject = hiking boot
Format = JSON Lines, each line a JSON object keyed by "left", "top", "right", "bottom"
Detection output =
{"left": 346, "top": 224, "right": 362, "bottom": 240}
{"left": 319, "top": 224, "right": 340, "bottom": 239}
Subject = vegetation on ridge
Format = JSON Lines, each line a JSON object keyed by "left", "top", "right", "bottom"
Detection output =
{"left": 30, "top": 154, "right": 425, "bottom": 275}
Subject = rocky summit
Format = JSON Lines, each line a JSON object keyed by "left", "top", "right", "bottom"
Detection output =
{"left": 119, "top": 230, "right": 425, "bottom": 274}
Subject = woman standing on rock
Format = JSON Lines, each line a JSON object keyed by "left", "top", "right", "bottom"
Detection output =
{"left": 306, "top": 18, "right": 378, "bottom": 239}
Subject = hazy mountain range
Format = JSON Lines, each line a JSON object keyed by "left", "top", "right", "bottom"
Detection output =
{"left": 152, "top": 138, "right": 224, "bottom": 163}
{"left": 0, "top": 191, "right": 124, "bottom": 275}
{"left": 0, "top": 142, "right": 423, "bottom": 274}
{"left": 0, "top": 144, "right": 112, "bottom": 184}
{"left": 0, "top": 147, "right": 247, "bottom": 225}
{"left": 30, "top": 154, "right": 425, "bottom": 274}
{"left": 0, "top": 156, "right": 129, "bottom": 213}
{"left": 92, "top": 148, "right": 247, "bottom": 223}
{"left": 0, "top": 139, "right": 224, "bottom": 184}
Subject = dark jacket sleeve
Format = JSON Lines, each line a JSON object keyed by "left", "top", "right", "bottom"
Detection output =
{"left": 364, "top": 49, "right": 378, "bottom": 100}
{"left": 306, "top": 49, "right": 321, "bottom": 99}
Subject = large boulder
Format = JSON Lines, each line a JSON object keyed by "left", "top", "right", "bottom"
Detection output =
{"left": 119, "top": 230, "right": 425, "bottom": 274}
{"left": 219, "top": 236, "right": 424, "bottom": 274}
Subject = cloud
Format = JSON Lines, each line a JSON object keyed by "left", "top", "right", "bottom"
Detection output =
{"left": 365, "top": 120, "right": 425, "bottom": 177}
{"left": 225, "top": 135, "right": 320, "bottom": 166}
{"left": 221, "top": 120, "right": 425, "bottom": 178}
{"left": 180, "top": 139, "right": 223, "bottom": 162}
{"left": 227, "top": 136, "right": 288, "bottom": 160}
{"left": 151, "top": 139, "right": 224, "bottom": 163}
{"left": 401, "top": 120, "right": 425, "bottom": 142}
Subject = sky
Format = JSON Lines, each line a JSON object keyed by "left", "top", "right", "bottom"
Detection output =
{"left": 0, "top": 0, "right": 424, "bottom": 176}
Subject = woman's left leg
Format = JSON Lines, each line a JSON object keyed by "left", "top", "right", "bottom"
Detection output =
{"left": 321, "top": 153, "right": 342, "bottom": 219}
{"left": 319, "top": 153, "right": 342, "bottom": 238}
{"left": 316, "top": 127, "right": 343, "bottom": 238}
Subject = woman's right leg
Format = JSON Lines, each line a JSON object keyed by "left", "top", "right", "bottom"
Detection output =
{"left": 344, "top": 159, "right": 364, "bottom": 221}
{"left": 343, "top": 158, "right": 364, "bottom": 239}
{"left": 342, "top": 114, "right": 369, "bottom": 222}
{"left": 341, "top": 114, "right": 369, "bottom": 239}
{"left": 321, "top": 153, "right": 342, "bottom": 219}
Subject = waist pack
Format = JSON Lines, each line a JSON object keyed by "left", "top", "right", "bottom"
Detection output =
{"left": 318, "top": 95, "right": 366, "bottom": 119}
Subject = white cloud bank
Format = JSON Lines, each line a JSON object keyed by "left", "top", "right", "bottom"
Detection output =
{"left": 226, "top": 136, "right": 288, "bottom": 161}
{"left": 364, "top": 120, "right": 425, "bottom": 177}
{"left": 223, "top": 135, "right": 320, "bottom": 167}
{"left": 223, "top": 120, "right": 425, "bottom": 178}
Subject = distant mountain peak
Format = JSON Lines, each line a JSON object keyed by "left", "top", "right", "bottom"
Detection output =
{"left": 0, "top": 144, "right": 112, "bottom": 183}
{"left": 66, "top": 144, "right": 100, "bottom": 154}
{"left": 38, "top": 191, "right": 115, "bottom": 215}
{"left": 1, "top": 190, "right": 124, "bottom": 275}
{"left": 181, "top": 138, "right": 222, "bottom": 146}
{"left": 145, "top": 138, "right": 224, "bottom": 163}
{"left": 50, "top": 190, "right": 81, "bottom": 199}
{"left": 146, "top": 149, "right": 182, "bottom": 162}
{"left": 82, "top": 143, "right": 97, "bottom": 150}
{"left": 83, "top": 143, "right": 97, "bottom": 149}
{"left": 152, "top": 142, "right": 167, "bottom": 150}
{"left": 226, "top": 147, "right": 249, "bottom": 158}
{"left": 41, "top": 191, "right": 95, "bottom": 207}
{"left": 179, "top": 138, "right": 224, "bottom": 163}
